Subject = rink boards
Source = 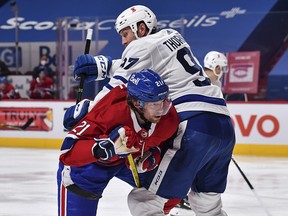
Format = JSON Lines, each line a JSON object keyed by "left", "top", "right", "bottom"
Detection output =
{"left": 0, "top": 100, "right": 287, "bottom": 157}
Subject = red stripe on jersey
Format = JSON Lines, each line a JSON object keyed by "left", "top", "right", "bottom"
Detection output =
{"left": 60, "top": 184, "right": 66, "bottom": 216}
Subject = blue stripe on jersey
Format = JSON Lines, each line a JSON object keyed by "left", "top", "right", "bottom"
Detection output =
{"left": 61, "top": 137, "right": 77, "bottom": 151}
{"left": 177, "top": 111, "right": 204, "bottom": 122}
{"left": 105, "top": 83, "right": 114, "bottom": 90}
{"left": 114, "top": 75, "right": 128, "bottom": 84}
{"left": 173, "top": 94, "right": 226, "bottom": 106}
{"left": 105, "top": 75, "right": 128, "bottom": 90}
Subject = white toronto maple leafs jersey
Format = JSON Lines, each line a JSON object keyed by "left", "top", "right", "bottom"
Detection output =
{"left": 91, "top": 28, "right": 230, "bottom": 119}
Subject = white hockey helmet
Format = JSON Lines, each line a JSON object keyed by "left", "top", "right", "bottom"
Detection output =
{"left": 204, "top": 51, "right": 228, "bottom": 79}
{"left": 115, "top": 5, "right": 157, "bottom": 37}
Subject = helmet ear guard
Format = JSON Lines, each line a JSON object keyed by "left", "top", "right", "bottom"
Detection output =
{"left": 136, "top": 100, "right": 145, "bottom": 109}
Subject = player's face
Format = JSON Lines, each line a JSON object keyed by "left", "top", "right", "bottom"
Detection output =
{"left": 0, "top": 83, "right": 5, "bottom": 90}
{"left": 142, "top": 99, "right": 172, "bottom": 123}
{"left": 119, "top": 27, "right": 136, "bottom": 47}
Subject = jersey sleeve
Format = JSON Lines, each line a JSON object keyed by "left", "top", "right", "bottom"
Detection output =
{"left": 59, "top": 137, "right": 96, "bottom": 166}
{"left": 59, "top": 115, "right": 126, "bottom": 167}
{"left": 59, "top": 88, "right": 132, "bottom": 167}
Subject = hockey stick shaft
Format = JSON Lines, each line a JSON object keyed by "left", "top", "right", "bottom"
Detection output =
{"left": 0, "top": 117, "right": 34, "bottom": 130}
{"left": 231, "top": 157, "right": 272, "bottom": 216}
{"left": 66, "top": 28, "right": 103, "bottom": 200}
{"left": 127, "top": 154, "right": 141, "bottom": 187}
{"left": 76, "top": 28, "right": 93, "bottom": 104}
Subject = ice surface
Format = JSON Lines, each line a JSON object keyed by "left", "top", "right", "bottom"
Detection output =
{"left": 0, "top": 148, "right": 287, "bottom": 216}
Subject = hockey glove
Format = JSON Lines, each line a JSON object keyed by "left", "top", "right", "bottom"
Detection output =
{"left": 63, "top": 99, "right": 90, "bottom": 130}
{"left": 92, "top": 126, "right": 139, "bottom": 160}
{"left": 133, "top": 147, "right": 161, "bottom": 173}
{"left": 74, "top": 54, "right": 112, "bottom": 83}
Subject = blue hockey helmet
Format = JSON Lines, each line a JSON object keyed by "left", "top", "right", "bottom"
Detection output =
{"left": 0, "top": 76, "right": 7, "bottom": 84}
{"left": 127, "top": 69, "right": 169, "bottom": 103}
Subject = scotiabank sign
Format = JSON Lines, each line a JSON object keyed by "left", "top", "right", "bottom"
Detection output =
{"left": 228, "top": 103, "right": 288, "bottom": 145}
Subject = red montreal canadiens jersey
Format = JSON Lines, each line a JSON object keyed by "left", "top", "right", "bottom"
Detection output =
{"left": 60, "top": 85, "right": 179, "bottom": 167}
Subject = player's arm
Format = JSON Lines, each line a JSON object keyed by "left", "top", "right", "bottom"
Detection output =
{"left": 68, "top": 43, "right": 151, "bottom": 118}
{"left": 89, "top": 44, "right": 152, "bottom": 110}
{"left": 73, "top": 42, "right": 150, "bottom": 82}
{"left": 62, "top": 57, "right": 122, "bottom": 129}
{"left": 60, "top": 124, "right": 140, "bottom": 166}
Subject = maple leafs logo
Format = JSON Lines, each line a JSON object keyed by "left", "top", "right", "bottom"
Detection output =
{"left": 131, "top": 7, "right": 136, "bottom": 13}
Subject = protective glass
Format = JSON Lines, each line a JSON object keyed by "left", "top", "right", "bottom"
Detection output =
{"left": 143, "top": 98, "right": 172, "bottom": 116}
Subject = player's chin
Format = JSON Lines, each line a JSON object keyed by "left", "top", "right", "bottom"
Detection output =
{"left": 151, "top": 116, "right": 162, "bottom": 123}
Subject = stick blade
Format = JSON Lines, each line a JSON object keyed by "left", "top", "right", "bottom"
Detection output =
{"left": 21, "top": 118, "right": 34, "bottom": 130}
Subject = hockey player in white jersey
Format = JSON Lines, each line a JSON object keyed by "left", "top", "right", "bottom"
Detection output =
{"left": 203, "top": 51, "right": 228, "bottom": 88}
{"left": 68, "top": 5, "right": 235, "bottom": 216}
{"left": 169, "top": 51, "right": 229, "bottom": 216}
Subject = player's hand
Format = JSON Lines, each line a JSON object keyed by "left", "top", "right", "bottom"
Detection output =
{"left": 74, "top": 54, "right": 112, "bottom": 83}
{"left": 63, "top": 99, "right": 90, "bottom": 130}
{"left": 134, "top": 147, "right": 161, "bottom": 173}
{"left": 92, "top": 126, "right": 139, "bottom": 160}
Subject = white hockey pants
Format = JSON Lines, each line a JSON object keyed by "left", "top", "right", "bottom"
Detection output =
{"left": 188, "top": 191, "right": 228, "bottom": 216}
{"left": 128, "top": 187, "right": 168, "bottom": 216}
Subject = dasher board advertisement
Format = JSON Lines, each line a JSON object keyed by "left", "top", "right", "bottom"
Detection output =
{"left": 223, "top": 51, "right": 260, "bottom": 94}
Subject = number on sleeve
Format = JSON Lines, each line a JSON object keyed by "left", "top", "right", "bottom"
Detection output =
{"left": 72, "top": 121, "right": 90, "bottom": 136}
{"left": 120, "top": 57, "right": 139, "bottom": 70}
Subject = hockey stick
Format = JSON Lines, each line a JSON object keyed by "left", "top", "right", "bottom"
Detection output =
{"left": 66, "top": 28, "right": 104, "bottom": 199}
{"left": 231, "top": 157, "right": 272, "bottom": 216}
{"left": 76, "top": 28, "right": 93, "bottom": 104}
{"left": 0, "top": 117, "right": 34, "bottom": 130}
{"left": 128, "top": 154, "right": 141, "bottom": 187}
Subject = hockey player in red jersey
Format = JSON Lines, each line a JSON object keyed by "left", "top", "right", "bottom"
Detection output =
{"left": 29, "top": 70, "right": 54, "bottom": 99}
{"left": 57, "top": 69, "right": 179, "bottom": 216}
{"left": 0, "top": 76, "right": 21, "bottom": 99}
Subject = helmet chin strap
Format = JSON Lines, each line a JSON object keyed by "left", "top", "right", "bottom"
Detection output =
{"left": 136, "top": 108, "right": 152, "bottom": 130}
{"left": 133, "top": 30, "right": 139, "bottom": 39}
{"left": 127, "top": 98, "right": 152, "bottom": 130}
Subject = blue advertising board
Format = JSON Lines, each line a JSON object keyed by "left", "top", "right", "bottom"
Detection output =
{"left": 0, "top": 0, "right": 278, "bottom": 59}
{"left": 1, "top": 0, "right": 287, "bottom": 100}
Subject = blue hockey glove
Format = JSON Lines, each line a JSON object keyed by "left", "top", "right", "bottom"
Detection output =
{"left": 92, "top": 139, "right": 116, "bottom": 160}
{"left": 63, "top": 99, "right": 90, "bottom": 130}
{"left": 134, "top": 147, "right": 161, "bottom": 173}
{"left": 93, "top": 126, "right": 139, "bottom": 160}
{"left": 74, "top": 54, "right": 112, "bottom": 83}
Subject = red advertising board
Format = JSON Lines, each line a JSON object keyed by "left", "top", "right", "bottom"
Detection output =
{"left": 0, "top": 107, "right": 53, "bottom": 131}
{"left": 223, "top": 51, "right": 260, "bottom": 94}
